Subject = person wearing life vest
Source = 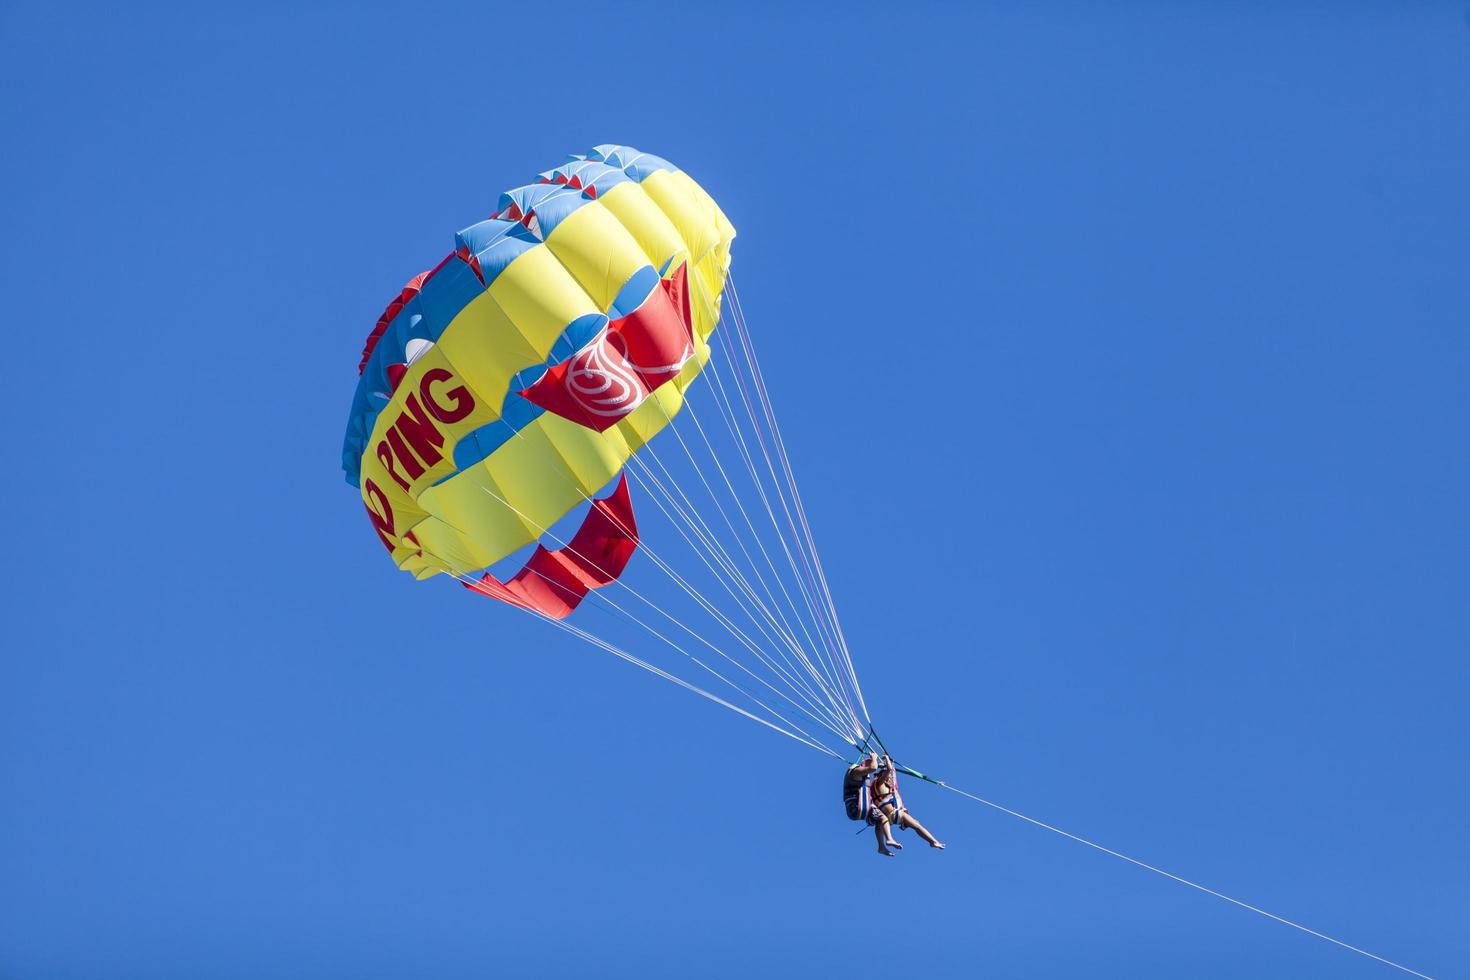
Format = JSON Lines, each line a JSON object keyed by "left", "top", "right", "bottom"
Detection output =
{"left": 844, "top": 753, "right": 945, "bottom": 856}
{"left": 843, "top": 751, "right": 901, "bottom": 855}
{"left": 869, "top": 756, "right": 945, "bottom": 852}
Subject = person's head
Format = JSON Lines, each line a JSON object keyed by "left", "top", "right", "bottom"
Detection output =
{"left": 872, "top": 766, "right": 891, "bottom": 788}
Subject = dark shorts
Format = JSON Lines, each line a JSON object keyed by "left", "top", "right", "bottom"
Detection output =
{"left": 869, "top": 805, "right": 905, "bottom": 828}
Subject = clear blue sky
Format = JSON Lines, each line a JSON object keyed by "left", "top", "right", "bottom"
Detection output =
{"left": 2, "top": 3, "right": 1466, "bottom": 978}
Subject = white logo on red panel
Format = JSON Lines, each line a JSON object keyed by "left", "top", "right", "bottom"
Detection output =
{"left": 564, "top": 332, "right": 647, "bottom": 418}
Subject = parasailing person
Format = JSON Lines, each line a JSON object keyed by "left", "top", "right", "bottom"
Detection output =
{"left": 869, "top": 757, "right": 945, "bottom": 853}
{"left": 845, "top": 752, "right": 945, "bottom": 856}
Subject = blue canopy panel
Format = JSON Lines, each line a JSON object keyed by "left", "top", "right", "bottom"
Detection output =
{"left": 583, "top": 145, "right": 675, "bottom": 181}
{"left": 534, "top": 160, "right": 631, "bottom": 199}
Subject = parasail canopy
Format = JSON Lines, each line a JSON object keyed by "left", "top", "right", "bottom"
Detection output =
{"left": 343, "top": 145, "right": 735, "bottom": 611}
{"left": 343, "top": 145, "right": 870, "bottom": 760}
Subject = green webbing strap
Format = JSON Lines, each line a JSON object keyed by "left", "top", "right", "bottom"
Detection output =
{"left": 846, "top": 723, "right": 943, "bottom": 785}
{"left": 891, "top": 761, "right": 942, "bottom": 785}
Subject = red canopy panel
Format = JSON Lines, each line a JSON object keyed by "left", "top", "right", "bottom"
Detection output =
{"left": 520, "top": 263, "right": 695, "bottom": 431}
{"left": 464, "top": 474, "right": 638, "bottom": 619}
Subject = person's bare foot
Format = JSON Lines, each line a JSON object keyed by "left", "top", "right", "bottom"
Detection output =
{"left": 885, "top": 838, "right": 903, "bottom": 850}
{"left": 930, "top": 841, "right": 946, "bottom": 849}
{"left": 877, "top": 846, "right": 895, "bottom": 857}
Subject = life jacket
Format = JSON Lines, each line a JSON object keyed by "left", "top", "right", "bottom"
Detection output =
{"left": 842, "top": 765, "right": 870, "bottom": 821}
{"left": 872, "top": 766, "right": 903, "bottom": 816}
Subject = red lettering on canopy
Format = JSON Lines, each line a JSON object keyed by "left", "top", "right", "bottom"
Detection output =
{"left": 394, "top": 393, "right": 447, "bottom": 468}
{"left": 375, "top": 438, "right": 412, "bottom": 493}
{"left": 384, "top": 427, "right": 426, "bottom": 482}
{"left": 420, "top": 367, "right": 475, "bottom": 423}
{"left": 372, "top": 368, "right": 478, "bottom": 494}
{"left": 363, "top": 479, "right": 396, "bottom": 551}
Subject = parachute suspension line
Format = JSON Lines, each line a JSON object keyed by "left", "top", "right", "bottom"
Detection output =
{"left": 629, "top": 432, "right": 861, "bottom": 740}
{"left": 641, "top": 424, "right": 845, "bottom": 720}
{"left": 683, "top": 280, "right": 869, "bottom": 734}
{"left": 602, "top": 470, "right": 853, "bottom": 737}
{"left": 567, "top": 485, "right": 857, "bottom": 740}
{"left": 696, "top": 353, "right": 851, "bottom": 687}
{"left": 624, "top": 473, "right": 857, "bottom": 750}
{"left": 474, "top": 484, "right": 851, "bottom": 753}
{"left": 723, "top": 280, "right": 850, "bottom": 654}
{"left": 722, "top": 288, "right": 869, "bottom": 725}
{"left": 723, "top": 277, "right": 870, "bottom": 723}
{"left": 693, "top": 289, "right": 864, "bottom": 728}
{"left": 665, "top": 377, "right": 842, "bottom": 673}
{"left": 480, "top": 574, "right": 841, "bottom": 759}
{"left": 363, "top": 489, "right": 841, "bottom": 756}
{"left": 698, "top": 356, "right": 822, "bottom": 631}
{"left": 623, "top": 458, "right": 860, "bottom": 740}
{"left": 486, "top": 417, "right": 850, "bottom": 739}
{"left": 640, "top": 416, "right": 864, "bottom": 741}
{"left": 549, "top": 615, "right": 842, "bottom": 759}
{"left": 934, "top": 782, "right": 1434, "bottom": 980}
{"left": 626, "top": 441, "right": 860, "bottom": 737}
{"left": 675, "top": 391, "right": 866, "bottom": 732}
{"left": 634, "top": 439, "right": 819, "bottom": 689}
{"left": 626, "top": 449, "right": 802, "bottom": 659}
{"left": 522, "top": 557, "right": 845, "bottom": 754}
{"left": 696, "top": 352, "right": 864, "bottom": 728}
{"left": 420, "top": 490, "right": 846, "bottom": 755}
{"left": 697, "top": 285, "right": 861, "bottom": 715}
{"left": 690, "top": 282, "right": 856, "bottom": 694}
{"left": 694, "top": 352, "right": 865, "bottom": 729}
{"left": 519, "top": 559, "right": 846, "bottom": 752}
{"left": 693, "top": 329, "right": 852, "bottom": 684}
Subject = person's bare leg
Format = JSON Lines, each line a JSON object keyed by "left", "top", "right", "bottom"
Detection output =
{"left": 873, "top": 815, "right": 897, "bottom": 856}
{"left": 900, "top": 812, "right": 944, "bottom": 849}
{"left": 881, "top": 812, "right": 902, "bottom": 850}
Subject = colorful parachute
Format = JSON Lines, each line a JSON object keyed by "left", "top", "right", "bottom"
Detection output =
{"left": 342, "top": 145, "right": 736, "bottom": 619}
{"left": 344, "top": 145, "right": 872, "bottom": 766}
